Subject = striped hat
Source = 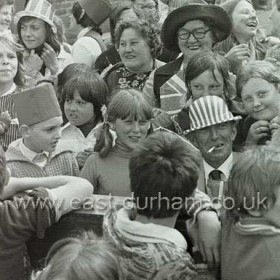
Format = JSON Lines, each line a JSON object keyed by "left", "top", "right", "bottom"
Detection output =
{"left": 14, "top": 0, "right": 57, "bottom": 34}
{"left": 184, "top": 96, "right": 242, "bottom": 134}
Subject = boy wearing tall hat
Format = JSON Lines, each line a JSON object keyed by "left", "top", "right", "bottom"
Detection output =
{"left": 0, "top": 144, "right": 93, "bottom": 280}
{"left": 5, "top": 84, "right": 79, "bottom": 177}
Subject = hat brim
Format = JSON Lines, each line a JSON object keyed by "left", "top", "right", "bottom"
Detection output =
{"left": 14, "top": 11, "right": 57, "bottom": 34}
{"left": 161, "top": 4, "right": 231, "bottom": 52}
{"left": 183, "top": 115, "right": 242, "bottom": 135}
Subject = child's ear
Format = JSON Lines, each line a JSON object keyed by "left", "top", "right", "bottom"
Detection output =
{"left": 247, "top": 209, "right": 263, "bottom": 217}
{"left": 19, "top": 125, "right": 30, "bottom": 138}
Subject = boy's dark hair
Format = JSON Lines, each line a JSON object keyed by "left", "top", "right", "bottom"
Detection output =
{"left": 0, "top": 145, "right": 6, "bottom": 192}
{"left": 129, "top": 131, "right": 200, "bottom": 218}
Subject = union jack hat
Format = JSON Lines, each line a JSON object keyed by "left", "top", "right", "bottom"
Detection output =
{"left": 14, "top": 0, "right": 57, "bottom": 34}
{"left": 184, "top": 96, "right": 242, "bottom": 134}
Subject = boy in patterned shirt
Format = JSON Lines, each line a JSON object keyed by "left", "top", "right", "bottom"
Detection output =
{"left": 5, "top": 84, "right": 79, "bottom": 177}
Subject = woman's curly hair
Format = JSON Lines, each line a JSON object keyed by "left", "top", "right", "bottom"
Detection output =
{"left": 114, "top": 18, "right": 162, "bottom": 59}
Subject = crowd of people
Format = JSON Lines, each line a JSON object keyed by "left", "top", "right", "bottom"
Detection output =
{"left": 1, "top": 0, "right": 280, "bottom": 279}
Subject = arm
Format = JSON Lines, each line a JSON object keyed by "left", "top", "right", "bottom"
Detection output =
{"left": 80, "top": 154, "right": 98, "bottom": 193}
{"left": 142, "top": 69, "right": 159, "bottom": 108}
{"left": 1, "top": 176, "right": 93, "bottom": 200}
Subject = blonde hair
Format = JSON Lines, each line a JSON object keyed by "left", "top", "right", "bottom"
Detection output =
{"left": 32, "top": 231, "right": 121, "bottom": 280}
{"left": 226, "top": 146, "right": 280, "bottom": 220}
{"left": 94, "top": 88, "right": 153, "bottom": 157}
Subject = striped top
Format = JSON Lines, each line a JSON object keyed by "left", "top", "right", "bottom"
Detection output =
{"left": 0, "top": 86, "right": 22, "bottom": 151}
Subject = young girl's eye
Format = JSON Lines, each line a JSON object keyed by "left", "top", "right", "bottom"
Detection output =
{"left": 65, "top": 98, "right": 72, "bottom": 103}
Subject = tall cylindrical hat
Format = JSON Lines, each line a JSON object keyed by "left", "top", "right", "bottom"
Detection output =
{"left": 78, "top": 0, "right": 113, "bottom": 26}
{"left": 14, "top": 0, "right": 57, "bottom": 33}
{"left": 13, "top": 84, "right": 62, "bottom": 126}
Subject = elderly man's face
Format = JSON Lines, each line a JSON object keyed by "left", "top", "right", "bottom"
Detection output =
{"left": 193, "top": 122, "right": 236, "bottom": 168}
{"left": 177, "top": 20, "right": 215, "bottom": 59}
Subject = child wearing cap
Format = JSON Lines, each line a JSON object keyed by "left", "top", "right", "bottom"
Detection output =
{"left": 5, "top": 84, "right": 79, "bottom": 177}
{"left": 222, "top": 146, "right": 280, "bottom": 280}
{"left": 0, "top": 145, "right": 93, "bottom": 280}
{"left": 103, "top": 130, "right": 202, "bottom": 279}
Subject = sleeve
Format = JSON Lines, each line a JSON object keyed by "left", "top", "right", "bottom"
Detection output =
{"left": 153, "top": 256, "right": 197, "bottom": 280}
{"left": 68, "top": 152, "right": 80, "bottom": 176}
{"left": 80, "top": 153, "right": 99, "bottom": 193}
{"left": 186, "top": 189, "right": 216, "bottom": 223}
{"left": 72, "top": 37, "right": 102, "bottom": 67}
{"left": 142, "top": 69, "right": 159, "bottom": 108}
{"left": 0, "top": 189, "right": 55, "bottom": 243}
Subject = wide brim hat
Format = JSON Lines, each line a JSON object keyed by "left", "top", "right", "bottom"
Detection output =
{"left": 14, "top": 0, "right": 57, "bottom": 34}
{"left": 161, "top": 0, "right": 232, "bottom": 52}
{"left": 184, "top": 95, "right": 242, "bottom": 134}
{"left": 78, "top": 0, "right": 113, "bottom": 26}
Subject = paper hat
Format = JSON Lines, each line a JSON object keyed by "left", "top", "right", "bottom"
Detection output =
{"left": 184, "top": 96, "right": 242, "bottom": 134}
{"left": 161, "top": 0, "right": 231, "bottom": 52}
{"left": 13, "top": 84, "right": 62, "bottom": 126}
{"left": 78, "top": 0, "right": 113, "bottom": 26}
{"left": 14, "top": 0, "right": 57, "bottom": 34}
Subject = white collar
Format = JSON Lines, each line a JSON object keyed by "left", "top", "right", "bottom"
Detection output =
{"left": 204, "top": 153, "right": 233, "bottom": 183}
{"left": 19, "top": 139, "right": 49, "bottom": 162}
{"left": 1, "top": 83, "right": 16, "bottom": 97}
{"left": 78, "top": 27, "right": 92, "bottom": 39}
{"left": 115, "top": 208, "right": 187, "bottom": 250}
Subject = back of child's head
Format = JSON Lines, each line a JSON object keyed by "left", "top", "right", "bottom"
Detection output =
{"left": 236, "top": 60, "right": 280, "bottom": 100}
{"left": 58, "top": 64, "right": 108, "bottom": 124}
{"left": 94, "top": 88, "right": 153, "bottom": 157}
{"left": 32, "top": 231, "right": 121, "bottom": 280}
{"left": 226, "top": 146, "right": 280, "bottom": 220}
{"left": 129, "top": 130, "right": 200, "bottom": 218}
{"left": 185, "top": 51, "right": 235, "bottom": 104}
{"left": 0, "top": 145, "right": 6, "bottom": 192}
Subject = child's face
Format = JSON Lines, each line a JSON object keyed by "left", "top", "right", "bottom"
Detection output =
{"left": 111, "top": 117, "right": 150, "bottom": 151}
{"left": 190, "top": 69, "right": 225, "bottom": 101}
{"left": 26, "top": 116, "right": 63, "bottom": 153}
{"left": 64, "top": 91, "right": 95, "bottom": 127}
{"left": 263, "top": 187, "right": 280, "bottom": 228}
{"left": 241, "top": 77, "right": 280, "bottom": 121}
{"left": 20, "top": 18, "right": 47, "bottom": 49}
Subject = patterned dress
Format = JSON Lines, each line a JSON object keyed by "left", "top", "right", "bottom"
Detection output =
{"left": 0, "top": 86, "right": 22, "bottom": 151}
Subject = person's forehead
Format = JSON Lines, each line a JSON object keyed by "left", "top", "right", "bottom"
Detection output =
{"left": 21, "top": 17, "right": 45, "bottom": 26}
{"left": 179, "top": 19, "right": 207, "bottom": 30}
{"left": 134, "top": 0, "right": 156, "bottom": 5}
{"left": 33, "top": 116, "right": 63, "bottom": 129}
{"left": 0, "top": 4, "right": 13, "bottom": 13}
{"left": 196, "top": 122, "right": 232, "bottom": 132}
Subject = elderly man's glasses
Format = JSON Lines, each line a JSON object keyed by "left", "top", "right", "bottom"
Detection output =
{"left": 177, "top": 28, "right": 210, "bottom": 40}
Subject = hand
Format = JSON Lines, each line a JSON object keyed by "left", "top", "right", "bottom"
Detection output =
{"left": 76, "top": 150, "right": 93, "bottom": 169}
{"left": 269, "top": 116, "right": 280, "bottom": 134}
{"left": 269, "top": 127, "right": 280, "bottom": 146}
{"left": 197, "top": 210, "right": 221, "bottom": 268}
{"left": 0, "top": 111, "right": 11, "bottom": 123}
{"left": 41, "top": 43, "right": 59, "bottom": 75}
{"left": 225, "top": 44, "right": 250, "bottom": 64}
{"left": 246, "top": 120, "right": 270, "bottom": 145}
{"left": 23, "top": 49, "right": 43, "bottom": 73}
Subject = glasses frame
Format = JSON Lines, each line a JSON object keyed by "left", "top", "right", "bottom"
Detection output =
{"left": 177, "top": 28, "right": 211, "bottom": 40}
